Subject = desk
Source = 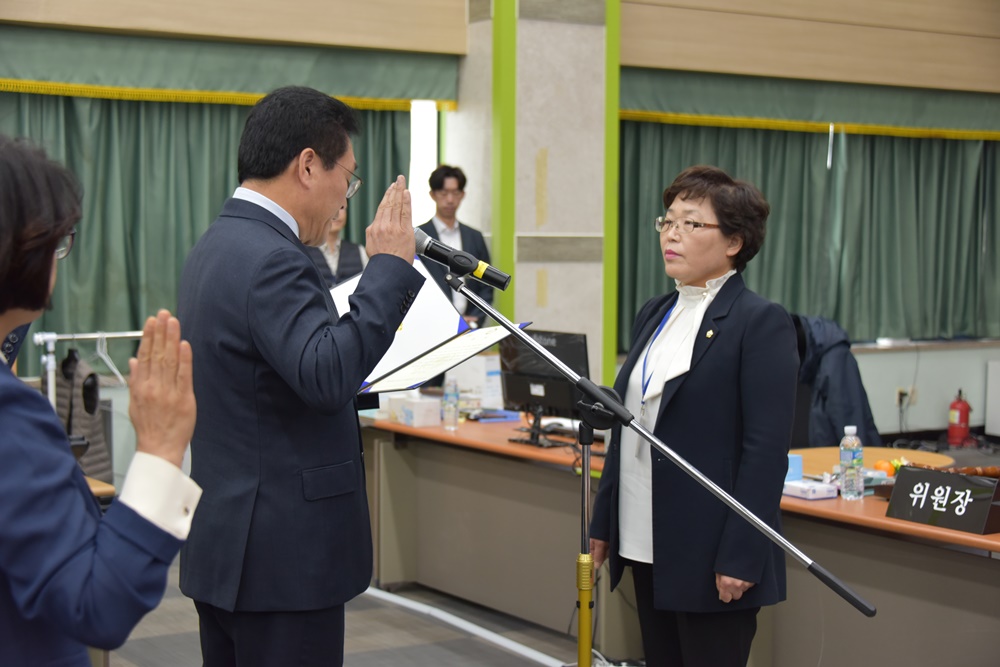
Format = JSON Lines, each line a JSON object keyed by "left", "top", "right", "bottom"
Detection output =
{"left": 770, "top": 450, "right": 1000, "bottom": 667}
{"left": 361, "top": 418, "right": 642, "bottom": 659}
{"left": 363, "top": 421, "right": 1000, "bottom": 665}
{"left": 85, "top": 476, "right": 115, "bottom": 499}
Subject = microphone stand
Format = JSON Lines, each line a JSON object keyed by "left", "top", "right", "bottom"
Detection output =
{"left": 440, "top": 272, "right": 876, "bottom": 658}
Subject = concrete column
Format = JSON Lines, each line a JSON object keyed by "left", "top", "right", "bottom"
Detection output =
{"left": 442, "top": 0, "right": 615, "bottom": 381}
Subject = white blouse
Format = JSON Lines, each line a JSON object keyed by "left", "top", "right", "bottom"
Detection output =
{"left": 617, "top": 270, "right": 735, "bottom": 563}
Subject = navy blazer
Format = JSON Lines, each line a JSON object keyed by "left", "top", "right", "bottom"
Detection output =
{"left": 0, "top": 364, "right": 182, "bottom": 666}
{"left": 2, "top": 323, "right": 29, "bottom": 363}
{"left": 178, "top": 198, "right": 424, "bottom": 612}
{"left": 417, "top": 220, "right": 494, "bottom": 322}
{"left": 591, "top": 274, "right": 798, "bottom": 613}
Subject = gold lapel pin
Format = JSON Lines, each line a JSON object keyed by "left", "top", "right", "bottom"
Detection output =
{"left": 706, "top": 330, "right": 714, "bottom": 339}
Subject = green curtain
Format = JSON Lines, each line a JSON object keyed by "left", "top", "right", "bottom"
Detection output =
{"left": 344, "top": 111, "right": 411, "bottom": 245}
{"left": 0, "top": 92, "right": 410, "bottom": 377}
{"left": 618, "top": 120, "right": 1000, "bottom": 351}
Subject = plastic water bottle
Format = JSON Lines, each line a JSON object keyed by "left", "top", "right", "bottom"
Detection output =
{"left": 443, "top": 378, "right": 460, "bottom": 431}
{"left": 839, "top": 425, "right": 864, "bottom": 500}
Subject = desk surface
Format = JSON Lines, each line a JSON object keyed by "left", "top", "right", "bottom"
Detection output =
{"left": 792, "top": 446, "right": 954, "bottom": 478}
{"left": 784, "top": 447, "right": 1000, "bottom": 552}
{"left": 369, "top": 418, "right": 605, "bottom": 471}
{"left": 86, "top": 476, "right": 115, "bottom": 498}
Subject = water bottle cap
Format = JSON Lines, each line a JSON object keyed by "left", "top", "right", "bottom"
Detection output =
{"left": 844, "top": 425, "right": 857, "bottom": 436}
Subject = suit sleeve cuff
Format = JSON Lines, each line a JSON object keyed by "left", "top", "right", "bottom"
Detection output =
{"left": 118, "top": 451, "right": 202, "bottom": 540}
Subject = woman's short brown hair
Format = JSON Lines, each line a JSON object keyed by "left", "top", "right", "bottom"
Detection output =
{"left": 662, "top": 165, "right": 769, "bottom": 273}
{"left": 0, "top": 136, "right": 81, "bottom": 314}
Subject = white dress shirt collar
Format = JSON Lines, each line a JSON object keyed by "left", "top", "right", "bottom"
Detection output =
{"left": 432, "top": 216, "right": 461, "bottom": 238}
{"left": 674, "top": 269, "right": 736, "bottom": 299}
{"left": 233, "top": 187, "right": 300, "bottom": 239}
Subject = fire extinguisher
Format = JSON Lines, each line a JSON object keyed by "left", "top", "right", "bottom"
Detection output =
{"left": 947, "top": 389, "right": 971, "bottom": 447}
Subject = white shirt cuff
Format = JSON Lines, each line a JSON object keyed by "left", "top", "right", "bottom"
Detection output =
{"left": 118, "top": 451, "right": 202, "bottom": 540}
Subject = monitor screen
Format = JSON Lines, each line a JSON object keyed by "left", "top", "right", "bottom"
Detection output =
{"left": 498, "top": 329, "right": 589, "bottom": 422}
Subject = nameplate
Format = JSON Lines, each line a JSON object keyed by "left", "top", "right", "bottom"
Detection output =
{"left": 887, "top": 467, "right": 1000, "bottom": 534}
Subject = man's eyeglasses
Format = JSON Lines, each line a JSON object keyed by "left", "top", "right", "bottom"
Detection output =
{"left": 55, "top": 229, "right": 76, "bottom": 260}
{"left": 336, "top": 162, "right": 363, "bottom": 200}
{"left": 654, "top": 217, "right": 720, "bottom": 235}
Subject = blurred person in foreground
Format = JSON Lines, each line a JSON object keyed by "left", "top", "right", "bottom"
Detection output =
{"left": 177, "top": 86, "right": 423, "bottom": 667}
{"left": 0, "top": 135, "right": 200, "bottom": 666}
{"left": 590, "top": 165, "right": 798, "bottom": 667}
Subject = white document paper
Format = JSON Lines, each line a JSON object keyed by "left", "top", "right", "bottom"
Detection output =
{"left": 330, "top": 257, "right": 521, "bottom": 393}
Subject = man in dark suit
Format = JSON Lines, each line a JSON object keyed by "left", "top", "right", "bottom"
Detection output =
{"left": 417, "top": 164, "right": 493, "bottom": 326}
{"left": 177, "top": 86, "right": 424, "bottom": 667}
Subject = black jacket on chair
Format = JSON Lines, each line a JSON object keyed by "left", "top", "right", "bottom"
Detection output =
{"left": 794, "top": 315, "right": 881, "bottom": 449}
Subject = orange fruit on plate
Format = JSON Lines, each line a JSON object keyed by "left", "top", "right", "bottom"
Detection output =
{"left": 873, "top": 460, "right": 896, "bottom": 477}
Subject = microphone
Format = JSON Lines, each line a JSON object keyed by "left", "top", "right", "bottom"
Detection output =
{"left": 413, "top": 227, "right": 510, "bottom": 291}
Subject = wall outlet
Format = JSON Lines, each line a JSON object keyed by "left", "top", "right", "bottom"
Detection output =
{"left": 895, "top": 386, "right": 917, "bottom": 407}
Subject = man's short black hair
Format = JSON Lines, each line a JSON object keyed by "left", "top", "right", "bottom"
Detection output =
{"left": 238, "top": 86, "right": 361, "bottom": 183}
{"left": 429, "top": 164, "right": 467, "bottom": 191}
{"left": 0, "top": 135, "right": 81, "bottom": 314}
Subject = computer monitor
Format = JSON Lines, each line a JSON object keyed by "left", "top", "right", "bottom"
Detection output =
{"left": 498, "top": 329, "right": 589, "bottom": 446}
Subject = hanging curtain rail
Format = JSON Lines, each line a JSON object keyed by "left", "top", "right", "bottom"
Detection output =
{"left": 32, "top": 331, "right": 143, "bottom": 407}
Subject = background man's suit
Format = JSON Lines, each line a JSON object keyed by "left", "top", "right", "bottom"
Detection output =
{"left": 178, "top": 198, "right": 423, "bottom": 612}
{"left": 416, "top": 220, "right": 493, "bottom": 322}
{"left": 591, "top": 274, "right": 798, "bottom": 613}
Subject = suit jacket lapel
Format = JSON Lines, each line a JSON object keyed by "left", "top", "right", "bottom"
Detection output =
{"left": 654, "top": 274, "right": 746, "bottom": 424}
{"left": 424, "top": 219, "right": 441, "bottom": 241}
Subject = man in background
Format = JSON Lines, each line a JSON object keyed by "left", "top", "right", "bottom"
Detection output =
{"left": 417, "top": 164, "right": 493, "bottom": 326}
{"left": 177, "top": 86, "right": 423, "bottom": 667}
{"left": 304, "top": 204, "right": 369, "bottom": 287}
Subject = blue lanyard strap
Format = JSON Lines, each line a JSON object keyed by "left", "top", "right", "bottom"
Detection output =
{"left": 641, "top": 301, "right": 676, "bottom": 400}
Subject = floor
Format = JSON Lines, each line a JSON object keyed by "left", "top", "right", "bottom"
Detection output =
{"left": 109, "top": 560, "right": 583, "bottom": 667}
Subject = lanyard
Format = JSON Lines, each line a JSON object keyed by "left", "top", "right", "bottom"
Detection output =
{"left": 640, "top": 301, "right": 677, "bottom": 407}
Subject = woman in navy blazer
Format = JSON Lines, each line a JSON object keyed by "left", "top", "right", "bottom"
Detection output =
{"left": 0, "top": 136, "right": 200, "bottom": 666}
{"left": 590, "top": 166, "right": 798, "bottom": 666}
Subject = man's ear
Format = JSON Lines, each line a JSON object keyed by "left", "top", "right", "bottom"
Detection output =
{"left": 296, "top": 148, "right": 317, "bottom": 182}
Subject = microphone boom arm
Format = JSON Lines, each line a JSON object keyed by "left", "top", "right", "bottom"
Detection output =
{"left": 448, "top": 273, "right": 877, "bottom": 619}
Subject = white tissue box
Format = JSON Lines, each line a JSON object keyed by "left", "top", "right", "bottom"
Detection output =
{"left": 782, "top": 480, "right": 838, "bottom": 500}
{"left": 401, "top": 398, "right": 442, "bottom": 428}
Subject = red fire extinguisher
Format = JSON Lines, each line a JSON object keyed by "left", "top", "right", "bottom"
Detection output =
{"left": 948, "top": 389, "right": 971, "bottom": 447}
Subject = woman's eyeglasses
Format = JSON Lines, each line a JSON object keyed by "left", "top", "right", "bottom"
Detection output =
{"left": 654, "top": 217, "right": 720, "bottom": 234}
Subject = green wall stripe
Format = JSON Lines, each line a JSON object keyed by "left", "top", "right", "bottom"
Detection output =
{"left": 621, "top": 67, "right": 1000, "bottom": 135}
{"left": 492, "top": 0, "right": 517, "bottom": 318}
{"left": 603, "top": 0, "right": 621, "bottom": 385}
{"left": 0, "top": 24, "right": 458, "bottom": 103}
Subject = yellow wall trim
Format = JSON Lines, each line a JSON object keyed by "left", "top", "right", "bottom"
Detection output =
{"left": 0, "top": 78, "right": 454, "bottom": 111}
{"left": 620, "top": 109, "right": 1000, "bottom": 141}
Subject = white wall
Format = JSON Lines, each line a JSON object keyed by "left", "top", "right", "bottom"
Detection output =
{"left": 855, "top": 343, "right": 1000, "bottom": 435}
